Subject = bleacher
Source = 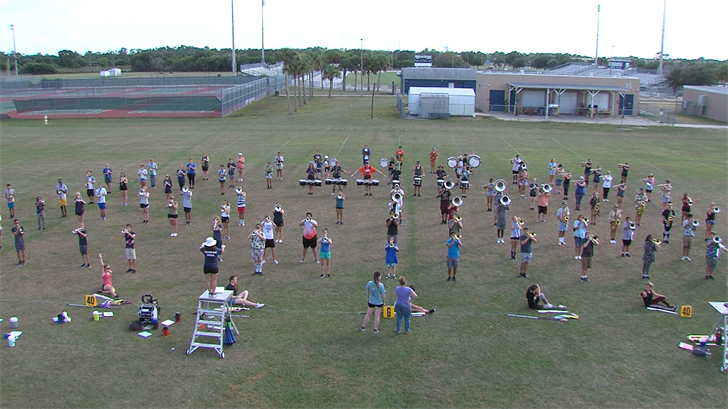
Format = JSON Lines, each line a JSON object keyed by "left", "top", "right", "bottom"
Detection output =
{"left": 239, "top": 63, "right": 284, "bottom": 77}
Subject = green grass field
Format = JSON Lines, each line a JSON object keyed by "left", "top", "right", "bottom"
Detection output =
{"left": 1, "top": 95, "right": 727, "bottom": 408}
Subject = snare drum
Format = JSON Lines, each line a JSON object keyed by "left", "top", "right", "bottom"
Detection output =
{"left": 299, "top": 179, "right": 307, "bottom": 187}
{"left": 414, "top": 176, "right": 422, "bottom": 186}
{"left": 332, "top": 178, "right": 340, "bottom": 185}
{"left": 372, "top": 179, "right": 380, "bottom": 186}
{"left": 314, "top": 179, "right": 322, "bottom": 187}
{"left": 437, "top": 179, "right": 445, "bottom": 187}
{"left": 468, "top": 154, "right": 481, "bottom": 168}
{"left": 306, "top": 179, "right": 316, "bottom": 185}
{"left": 447, "top": 156, "right": 457, "bottom": 168}
{"left": 356, "top": 179, "right": 364, "bottom": 186}
{"left": 379, "top": 158, "right": 388, "bottom": 168}
{"left": 340, "top": 179, "right": 348, "bottom": 186}
{"left": 461, "top": 181, "right": 470, "bottom": 190}
{"left": 325, "top": 178, "right": 333, "bottom": 185}
{"left": 392, "top": 179, "right": 400, "bottom": 186}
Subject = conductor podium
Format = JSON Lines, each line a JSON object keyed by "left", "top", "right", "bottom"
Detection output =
{"left": 186, "top": 289, "right": 239, "bottom": 359}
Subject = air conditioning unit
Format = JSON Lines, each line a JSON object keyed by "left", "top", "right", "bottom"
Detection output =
{"left": 697, "top": 95, "right": 707, "bottom": 106}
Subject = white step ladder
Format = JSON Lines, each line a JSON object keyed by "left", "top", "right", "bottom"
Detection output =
{"left": 186, "top": 289, "right": 238, "bottom": 359}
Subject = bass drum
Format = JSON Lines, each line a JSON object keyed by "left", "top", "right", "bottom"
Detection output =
{"left": 379, "top": 158, "right": 389, "bottom": 168}
{"left": 468, "top": 154, "right": 481, "bottom": 168}
{"left": 447, "top": 156, "right": 457, "bottom": 169}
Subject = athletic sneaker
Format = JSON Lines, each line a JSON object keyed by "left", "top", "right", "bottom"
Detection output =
{"left": 273, "top": 260, "right": 278, "bottom": 264}
{"left": 361, "top": 326, "right": 366, "bottom": 332}
{"left": 316, "top": 260, "right": 320, "bottom": 264}
{"left": 580, "top": 276, "right": 590, "bottom": 282}
{"left": 447, "top": 277, "right": 451, "bottom": 282}
{"left": 300, "top": 259, "right": 305, "bottom": 263}
{"left": 685, "top": 256, "right": 691, "bottom": 261}
{"left": 256, "top": 303, "right": 265, "bottom": 309}
{"left": 642, "top": 274, "right": 649, "bottom": 279}
{"left": 373, "top": 329, "right": 381, "bottom": 334}
{"left": 428, "top": 309, "right": 435, "bottom": 313}
{"left": 320, "top": 274, "right": 325, "bottom": 278}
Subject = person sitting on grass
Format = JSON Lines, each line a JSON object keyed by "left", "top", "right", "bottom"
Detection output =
{"left": 98, "top": 253, "right": 119, "bottom": 299}
{"left": 407, "top": 284, "right": 435, "bottom": 314}
{"left": 225, "top": 276, "right": 264, "bottom": 309}
{"left": 526, "top": 284, "right": 558, "bottom": 310}
{"left": 639, "top": 282, "right": 675, "bottom": 310}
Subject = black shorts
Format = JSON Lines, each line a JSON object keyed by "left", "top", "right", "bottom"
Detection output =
{"left": 302, "top": 235, "right": 317, "bottom": 249}
{"left": 221, "top": 216, "right": 229, "bottom": 223}
{"left": 86, "top": 189, "right": 94, "bottom": 197}
{"left": 79, "top": 245, "right": 88, "bottom": 255}
{"left": 140, "top": 203, "right": 149, "bottom": 209}
{"left": 265, "top": 239, "right": 275, "bottom": 248}
{"left": 622, "top": 239, "right": 632, "bottom": 246}
{"left": 538, "top": 205, "right": 548, "bottom": 215}
{"left": 168, "top": 214, "right": 178, "bottom": 219}
{"left": 512, "top": 170, "right": 519, "bottom": 175}
{"left": 274, "top": 221, "right": 284, "bottom": 227}
{"left": 184, "top": 207, "right": 191, "bottom": 214}
{"left": 201, "top": 164, "right": 209, "bottom": 171}
{"left": 203, "top": 266, "right": 219, "bottom": 275}
{"left": 368, "top": 303, "right": 384, "bottom": 308}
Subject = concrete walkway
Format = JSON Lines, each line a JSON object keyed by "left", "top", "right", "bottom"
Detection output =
{"left": 478, "top": 111, "right": 728, "bottom": 129}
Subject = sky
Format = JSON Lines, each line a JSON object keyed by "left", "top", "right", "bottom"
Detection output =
{"left": 0, "top": 0, "right": 726, "bottom": 61}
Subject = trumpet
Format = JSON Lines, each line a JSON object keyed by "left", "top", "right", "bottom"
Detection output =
{"left": 451, "top": 196, "right": 463, "bottom": 207}
{"left": 235, "top": 187, "right": 243, "bottom": 194}
{"left": 495, "top": 179, "right": 507, "bottom": 192}
{"left": 455, "top": 233, "right": 462, "bottom": 240}
{"left": 274, "top": 204, "right": 282, "bottom": 212}
{"left": 516, "top": 217, "right": 524, "bottom": 226}
{"left": 390, "top": 213, "right": 397, "bottom": 220}
{"left": 168, "top": 200, "right": 175, "bottom": 207}
{"left": 542, "top": 184, "right": 552, "bottom": 193}
{"left": 692, "top": 220, "right": 700, "bottom": 227}
{"left": 500, "top": 195, "right": 511, "bottom": 207}
{"left": 71, "top": 228, "right": 81, "bottom": 234}
{"left": 392, "top": 192, "right": 403, "bottom": 202}
{"left": 454, "top": 215, "right": 462, "bottom": 222}
{"left": 583, "top": 217, "right": 589, "bottom": 224}
{"left": 529, "top": 231, "right": 537, "bottom": 238}
{"left": 640, "top": 201, "right": 646, "bottom": 207}
{"left": 590, "top": 235, "right": 600, "bottom": 245}
{"left": 618, "top": 163, "right": 627, "bottom": 168}
{"left": 182, "top": 186, "right": 190, "bottom": 193}
{"left": 686, "top": 196, "right": 693, "bottom": 206}
{"left": 444, "top": 179, "right": 455, "bottom": 190}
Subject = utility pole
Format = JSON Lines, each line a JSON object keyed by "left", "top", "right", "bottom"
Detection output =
{"left": 360, "top": 39, "right": 363, "bottom": 97}
{"left": 9, "top": 24, "right": 18, "bottom": 80}
{"left": 594, "top": 4, "right": 600, "bottom": 67}
{"left": 231, "top": 0, "right": 236, "bottom": 75}
{"left": 659, "top": 0, "right": 666, "bottom": 75}
{"left": 261, "top": 0, "right": 265, "bottom": 64}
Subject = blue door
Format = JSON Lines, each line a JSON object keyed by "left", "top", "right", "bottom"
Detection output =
{"left": 619, "top": 94, "right": 634, "bottom": 116}
{"left": 489, "top": 90, "right": 505, "bottom": 111}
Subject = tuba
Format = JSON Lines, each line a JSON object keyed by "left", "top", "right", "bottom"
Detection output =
{"left": 392, "top": 192, "right": 402, "bottom": 202}
{"left": 500, "top": 195, "right": 511, "bottom": 207}
{"left": 542, "top": 184, "right": 552, "bottom": 193}
{"left": 495, "top": 179, "right": 507, "bottom": 192}
{"left": 451, "top": 196, "right": 463, "bottom": 207}
{"left": 444, "top": 179, "right": 455, "bottom": 190}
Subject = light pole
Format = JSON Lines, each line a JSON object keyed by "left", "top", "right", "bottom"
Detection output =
{"left": 261, "top": 0, "right": 265, "bottom": 64}
{"left": 9, "top": 24, "right": 18, "bottom": 80}
{"left": 609, "top": 45, "right": 614, "bottom": 76}
{"left": 231, "top": 1, "right": 236, "bottom": 75}
{"left": 360, "top": 39, "right": 363, "bottom": 97}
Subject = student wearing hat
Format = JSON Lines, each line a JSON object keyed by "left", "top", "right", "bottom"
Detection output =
{"left": 235, "top": 187, "right": 246, "bottom": 226}
{"left": 200, "top": 237, "right": 224, "bottom": 296}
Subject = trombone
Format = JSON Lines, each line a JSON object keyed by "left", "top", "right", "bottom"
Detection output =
{"left": 528, "top": 231, "right": 537, "bottom": 238}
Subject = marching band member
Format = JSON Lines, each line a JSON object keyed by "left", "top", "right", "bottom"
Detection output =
{"left": 218, "top": 165, "right": 227, "bottom": 195}
{"left": 391, "top": 164, "right": 403, "bottom": 188}
{"left": 705, "top": 232, "right": 726, "bottom": 280}
{"left": 642, "top": 235, "right": 659, "bottom": 280}
{"left": 537, "top": 185, "right": 551, "bottom": 223}
{"left": 429, "top": 147, "right": 438, "bottom": 174}
{"left": 640, "top": 282, "right": 674, "bottom": 309}
{"left": 361, "top": 144, "right": 371, "bottom": 166}
{"left": 56, "top": 178, "right": 68, "bottom": 217}
{"left": 299, "top": 212, "right": 319, "bottom": 264}
{"left": 265, "top": 162, "right": 273, "bottom": 189}
{"left": 212, "top": 216, "right": 223, "bottom": 255}
{"left": 138, "top": 186, "right": 149, "bottom": 224}
{"left": 273, "top": 203, "right": 284, "bottom": 243}
{"left": 335, "top": 189, "right": 345, "bottom": 225}
{"left": 200, "top": 153, "right": 209, "bottom": 181}
{"left": 705, "top": 203, "right": 718, "bottom": 239}
{"left": 323, "top": 155, "right": 331, "bottom": 179}
{"left": 275, "top": 151, "right": 284, "bottom": 181}
{"left": 395, "top": 145, "right": 404, "bottom": 166}
{"left": 74, "top": 192, "right": 86, "bottom": 225}
{"left": 662, "top": 202, "right": 675, "bottom": 243}
{"left": 557, "top": 201, "right": 570, "bottom": 246}
{"left": 11, "top": 219, "right": 25, "bottom": 265}
{"left": 248, "top": 224, "right": 265, "bottom": 275}
{"left": 85, "top": 171, "right": 96, "bottom": 204}
{"left": 455, "top": 155, "right": 465, "bottom": 185}
{"left": 330, "top": 160, "right": 351, "bottom": 196}
{"left": 582, "top": 159, "right": 592, "bottom": 187}
{"left": 355, "top": 161, "right": 385, "bottom": 196}
{"left": 528, "top": 177, "right": 538, "bottom": 210}
{"left": 201, "top": 236, "right": 223, "bottom": 293}
{"left": 681, "top": 193, "right": 692, "bottom": 222}
{"left": 589, "top": 192, "right": 600, "bottom": 225}
{"left": 185, "top": 158, "right": 196, "bottom": 188}
{"left": 616, "top": 182, "right": 627, "bottom": 208}
{"left": 446, "top": 232, "right": 462, "bottom": 282}
{"left": 483, "top": 178, "right": 496, "bottom": 212}
{"left": 387, "top": 157, "right": 395, "bottom": 183}
{"left": 591, "top": 166, "right": 602, "bottom": 193}
{"left": 385, "top": 236, "right": 399, "bottom": 279}
{"left": 580, "top": 232, "right": 598, "bottom": 282}
{"left": 554, "top": 164, "right": 565, "bottom": 195}
{"left": 548, "top": 158, "right": 557, "bottom": 185}
{"left": 510, "top": 216, "right": 522, "bottom": 260}
{"left": 574, "top": 176, "right": 586, "bottom": 211}
{"left": 167, "top": 197, "right": 178, "bottom": 237}
{"left": 176, "top": 164, "right": 186, "bottom": 191}
{"left": 235, "top": 187, "right": 246, "bottom": 226}
{"left": 641, "top": 173, "right": 655, "bottom": 202}
{"left": 459, "top": 164, "right": 471, "bottom": 198}
{"left": 562, "top": 170, "right": 573, "bottom": 200}
{"left": 35, "top": 196, "right": 46, "bottom": 230}
{"left": 510, "top": 155, "right": 523, "bottom": 185}
{"left": 236, "top": 152, "right": 245, "bottom": 182}
{"left": 220, "top": 200, "right": 231, "bottom": 240}
{"left": 437, "top": 185, "right": 452, "bottom": 225}
{"left": 619, "top": 162, "right": 629, "bottom": 184}
{"left": 227, "top": 158, "right": 236, "bottom": 187}
{"left": 313, "top": 150, "right": 323, "bottom": 179}
{"left": 386, "top": 209, "right": 399, "bottom": 245}
{"left": 573, "top": 215, "right": 587, "bottom": 260}
{"left": 318, "top": 229, "right": 333, "bottom": 278}
{"left": 411, "top": 161, "right": 424, "bottom": 197}
{"left": 103, "top": 163, "right": 113, "bottom": 192}
{"left": 602, "top": 170, "right": 613, "bottom": 202}
{"left": 660, "top": 180, "right": 672, "bottom": 211}
{"left": 622, "top": 217, "right": 635, "bottom": 257}
{"left": 519, "top": 227, "right": 537, "bottom": 279}
{"left": 518, "top": 165, "right": 529, "bottom": 199}
{"left": 262, "top": 215, "right": 278, "bottom": 265}
{"left": 681, "top": 213, "right": 696, "bottom": 261}
{"left": 163, "top": 174, "right": 173, "bottom": 201}
{"left": 181, "top": 185, "right": 193, "bottom": 225}
{"left": 95, "top": 182, "right": 107, "bottom": 221}
{"left": 305, "top": 162, "right": 316, "bottom": 195}
{"left": 634, "top": 188, "right": 647, "bottom": 226}
{"left": 495, "top": 196, "right": 508, "bottom": 244}
{"left": 435, "top": 165, "right": 448, "bottom": 194}
{"left": 608, "top": 204, "right": 622, "bottom": 244}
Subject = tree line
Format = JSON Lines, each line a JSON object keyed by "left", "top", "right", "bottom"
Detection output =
{"left": 1, "top": 46, "right": 725, "bottom": 91}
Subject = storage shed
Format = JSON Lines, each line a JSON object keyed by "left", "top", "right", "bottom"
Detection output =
{"left": 400, "top": 68, "right": 477, "bottom": 94}
{"left": 408, "top": 87, "right": 475, "bottom": 117}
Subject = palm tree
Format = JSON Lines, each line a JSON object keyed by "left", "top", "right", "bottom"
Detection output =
{"left": 322, "top": 64, "right": 341, "bottom": 98}
{"left": 339, "top": 56, "right": 354, "bottom": 91}
{"left": 278, "top": 48, "right": 298, "bottom": 115}
{"left": 363, "top": 54, "right": 375, "bottom": 91}
{"left": 288, "top": 54, "right": 304, "bottom": 112}
{"left": 307, "top": 52, "right": 324, "bottom": 97}
{"left": 374, "top": 54, "right": 390, "bottom": 92}
{"left": 324, "top": 49, "right": 343, "bottom": 90}
{"left": 298, "top": 54, "right": 311, "bottom": 106}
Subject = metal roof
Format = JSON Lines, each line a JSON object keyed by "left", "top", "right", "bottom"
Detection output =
{"left": 683, "top": 85, "right": 728, "bottom": 95}
{"left": 507, "top": 82, "right": 629, "bottom": 92}
{"left": 400, "top": 67, "right": 478, "bottom": 80}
